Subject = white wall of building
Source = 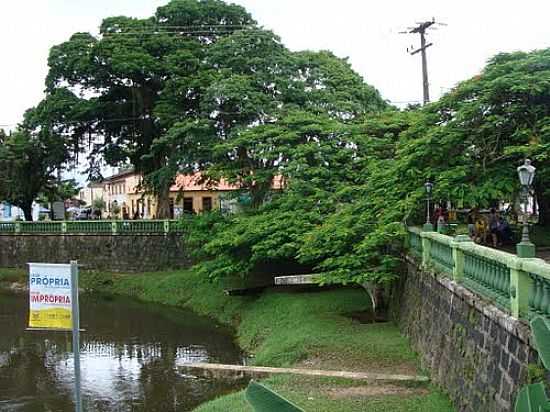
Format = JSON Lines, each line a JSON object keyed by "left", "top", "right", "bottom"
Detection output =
{"left": 0, "top": 202, "right": 44, "bottom": 221}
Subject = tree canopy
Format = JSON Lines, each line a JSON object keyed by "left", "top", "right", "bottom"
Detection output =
{"left": 406, "top": 49, "right": 550, "bottom": 223}
{"left": 0, "top": 127, "right": 67, "bottom": 221}
{"left": 9, "top": 0, "right": 550, "bottom": 288}
{"left": 184, "top": 47, "right": 550, "bottom": 286}
{"left": 30, "top": 0, "right": 386, "bottom": 217}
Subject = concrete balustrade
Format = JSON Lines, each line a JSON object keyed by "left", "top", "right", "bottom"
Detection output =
{"left": 408, "top": 227, "right": 550, "bottom": 319}
{"left": 0, "top": 220, "right": 182, "bottom": 235}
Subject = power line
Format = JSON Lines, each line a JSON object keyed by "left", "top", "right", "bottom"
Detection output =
{"left": 0, "top": 116, "right": 152, "bottom": 128}
{"left": 101, "top": 31, "right": 247, "bottom": 36}
{"left": 389, "top": 100, "right": 422, "bottom": 104}
{"left": 400, "top": 18, "right": 447, "bottom": 105}
{"left": 123, "top": 24, "right": 256, "bottom": 29}
{"left": 100, "top": 26, "right": 264, "bottom": 36}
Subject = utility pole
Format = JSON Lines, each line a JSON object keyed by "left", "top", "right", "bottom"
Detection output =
{"left": 401, "top": 19, "right": 446, "bottom": 105}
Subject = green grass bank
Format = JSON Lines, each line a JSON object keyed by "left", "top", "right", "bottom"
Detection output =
{"left": 0, "top": 267, "right": 454, "bottom": 411}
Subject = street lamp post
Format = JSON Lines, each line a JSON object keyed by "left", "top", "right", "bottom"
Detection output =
{"left": 423, "top": 181, "right": 434, "bottom": 232}
{"left": 516, "top": 159, "right": 536, "bottom": 258}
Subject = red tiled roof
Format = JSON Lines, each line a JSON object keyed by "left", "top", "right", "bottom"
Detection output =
{"left": 171, "top": 172, "right": 238, "bottom": 192}
{"left": 171, "top": 172, "right": 285, "bottom": 192}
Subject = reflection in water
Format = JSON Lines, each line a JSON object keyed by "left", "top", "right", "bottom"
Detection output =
{"left": 0, "top": 292, "right": 246, "bottom": 411}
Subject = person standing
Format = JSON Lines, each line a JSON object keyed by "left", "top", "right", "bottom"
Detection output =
{"left": 488, "top": 208, "right": 499, "bottom": 247}
{"left": 467, "top": 208, "right": 477, "bottom": 239}
{"left": 497, "top": 215, "right": 512, "bottom": 244}
{"left": 474, "top": 215, "right": 488, "bottom": 244}
{"left": 437, "top": 211, "right": 446, "bottom": 232}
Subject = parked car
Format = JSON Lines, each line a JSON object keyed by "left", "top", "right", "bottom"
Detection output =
{"left": 74, "top": 208, "right": 92, "bottom": 220}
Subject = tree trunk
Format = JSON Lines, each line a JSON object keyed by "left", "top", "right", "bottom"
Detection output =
{"left": 21, "top": 202, "right": 33, "bottom": 221}
{"left": 536, "top": 184, "right": 550, "bottom": 227}
{"left": 538, "top": 195, "right": 550, "bottom": 227}
{"left": 250, "top": 179, "right": 272, "bottom": 209}
{"left": 156, "top": 186, "right": 171, "bottom": 219}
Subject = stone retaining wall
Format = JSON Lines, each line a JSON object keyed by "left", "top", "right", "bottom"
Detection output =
{"left": 0, "top": 234, "right": 189, "bottom": 272}
{"left": 391, "top": 255, "right": 543, "bottom": 412}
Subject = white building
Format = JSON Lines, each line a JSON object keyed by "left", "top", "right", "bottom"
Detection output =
{"left": 78, "top": 182, "right": 106, "bottom": 209}
{"left": 0, "top": 202, "right": 44, "bottom": 221}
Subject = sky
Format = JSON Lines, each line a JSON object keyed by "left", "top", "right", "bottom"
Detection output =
{"left": 1, "top": 0, "right": 550, "bottom": 179}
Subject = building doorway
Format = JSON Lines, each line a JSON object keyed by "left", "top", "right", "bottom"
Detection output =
{"left": 202, "top": 197, "right": 212, "bottom": 212}
{"left": 183, "top": 197, "right": 194, "bottom": 214}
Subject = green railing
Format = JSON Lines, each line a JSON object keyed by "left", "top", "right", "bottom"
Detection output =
{"left": 522, "top": 259, "right": 550, "bottom": 320}
{"left": 20, "top": 221, "right": 64, "bottom": 233}
{"left": 66, "top": 221, "right": 113, "bottom": 234}
{"left": 0, "top": 222, "right": 16, "bottom": 233}
{"left": 529, "top": 274, "right": 550, "bottom": 319}
{"left": 407, "top": 227, "right": 550, "bottom": 320}
{"left": 463, "top": 249, "right": 511, "bottom": 311}
{"left": 0, "top": 220, "right": 182, "bottom": 235}
{"left": 430, "top": 236, "right": 454, "bottom": 275}
{"left": 409, "top": 228, "right": 423, "bottom": 257}
{"left": 116, "top": 220, "right": 166, "bottom": 234}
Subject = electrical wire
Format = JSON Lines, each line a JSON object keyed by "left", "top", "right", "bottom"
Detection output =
{"left": 100, "top": 29, "right": 266, "bottom": 36}
{"left": 0, "top": 116, "right": 153, "bottom": 128}
{"left": 0, "top": 100, "right": 431, "bottom": 127}
{"left": 116, "top": 24, "right": 256, "bottom": 28}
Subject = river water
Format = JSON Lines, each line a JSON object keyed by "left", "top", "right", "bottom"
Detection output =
{"left": 0, "top": 291, "right": 245, "bottom": 411}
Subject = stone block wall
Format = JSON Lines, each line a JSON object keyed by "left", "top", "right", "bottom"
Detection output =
{"left": 0, "top": 234, "right": 189, "bottom": 272}
{"left": 392, "top": 256, "right": 542, "bottom": 412}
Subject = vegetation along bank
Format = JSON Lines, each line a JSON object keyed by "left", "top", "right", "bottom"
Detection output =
{"left": 2, "top": 267, "right": 454, "bottom": 411}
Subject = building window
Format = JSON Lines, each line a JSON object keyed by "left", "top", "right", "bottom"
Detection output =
{"left": 202, "top": 197, "right": 212, "bottom": 212}
{"left": 183, "top": 197, "right": 194, "bottom": 214}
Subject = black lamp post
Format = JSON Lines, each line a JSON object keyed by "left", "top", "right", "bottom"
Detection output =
{"left": 423, "top": 181, "right": 434, "bottom": 231}
{"left": 516, "top": 159, "right": 536, "bottom": 258}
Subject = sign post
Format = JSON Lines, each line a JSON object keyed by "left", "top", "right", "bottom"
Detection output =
{"left": 28, "top": 261, "right": 82, "bottom": 412}
{"left": 70, "top": 261, "right": 82, "bottom": 412}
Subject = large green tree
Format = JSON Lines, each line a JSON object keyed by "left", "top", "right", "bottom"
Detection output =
{"left": 152, "top": 38, "right": 387, "bottom": 206}
{"left": 398, "top": 49, "right": 550, "bottom": 222}
{"left": 36, "top": 0, "right": 256, "bottom": 217}
{"left": 297, "top": 48, "right": 550, "bottom": 287}
{"left": 183, "top": 110, "right": 410, "bottom": 284}
{"left": 0, "top": 128, "right": 66, "bottom": 221}
{"left": 185, "top": 48, "right": 550, "bottom": 288}
{"left": 33, "top": 0, "right": 387, "bottom": 215}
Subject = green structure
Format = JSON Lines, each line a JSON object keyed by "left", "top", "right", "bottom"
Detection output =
{"left": 245, "top": 381, "right": 304, "bottom": 412}
{"left": 514, "top": 317, "right": 550, "bottom": 412}
{"left": 515, "top": 383, "right": 550, "bottom": 412}
{"left": 0, "top": 220, "right": 182, "bottom": 235}
{"left": 408, "top": 227, "right": 550, "bottom": 320}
